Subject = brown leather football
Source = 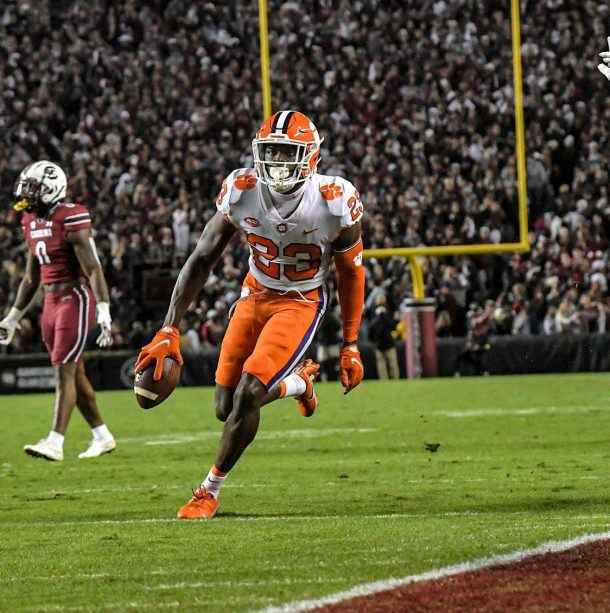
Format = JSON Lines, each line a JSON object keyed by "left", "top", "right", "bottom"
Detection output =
{"left": 134, "top": 358, "right": 181, "bottom": 409}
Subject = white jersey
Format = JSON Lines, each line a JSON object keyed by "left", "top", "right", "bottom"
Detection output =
{"left": 215, "top": 168, "right": 363, "bottom": 291}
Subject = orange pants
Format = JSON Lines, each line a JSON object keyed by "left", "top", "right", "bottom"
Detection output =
{"left": 216, "top": 273, "right": 328, "bottom": 390}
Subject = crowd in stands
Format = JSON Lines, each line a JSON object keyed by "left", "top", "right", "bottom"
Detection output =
{"left": 0, "top": 0, "right": 608, "bottom": 359}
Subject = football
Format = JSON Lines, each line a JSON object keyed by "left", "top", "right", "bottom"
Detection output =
{"left": 134, "top": 358, "right": 181, "bottom": 409}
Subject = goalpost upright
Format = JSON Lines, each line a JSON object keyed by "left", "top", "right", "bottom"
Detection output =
{"left": 258, "top": 0, "right": 272, "bottom": 121}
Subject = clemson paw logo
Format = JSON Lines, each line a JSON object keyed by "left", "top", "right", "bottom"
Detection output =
{"left": 321, "top": 184, "right": 343, "bottom": 201}
{"left": 235, "top": 174, "right": 257, "bottom": 190}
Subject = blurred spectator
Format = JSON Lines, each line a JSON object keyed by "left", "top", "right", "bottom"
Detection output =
{"left": 172, "top": 203, "right": 190, "bottom": 267}
{"left": 127, "top": 321, "right": 147, "bottom": 349}
{"left": 543, "top": 306, "right": 558, "bottom": 335}
{"left": 0, "top": 0, "right": 608, "bottom": 356}
{"left": 316, "top": 306, "right": 341, "bottom": 382}
{"left": 368, "top": 299, "right": 399, "bottom": 380}
{"left": 527, "top": 152, "right": 553, "bottom": 219}
{"left": 455, "top": 300, "right": 494, "bottom": 376}
{"left": 555, "top": 300, "right": 580, "bottom": 333}
{"left": 200, "top": 310, "right": 225, "bottom": 347}
{"left": 392, "top": 314, "right": 407, "bottom": 344}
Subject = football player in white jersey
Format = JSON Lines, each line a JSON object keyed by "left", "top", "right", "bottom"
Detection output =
{"left": 136, "top": 111, "right": 365, "bottom": 519}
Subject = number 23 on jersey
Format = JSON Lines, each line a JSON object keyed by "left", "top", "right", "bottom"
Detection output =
{"left": 247, "top": 234, "right": 322, "bottom": 282}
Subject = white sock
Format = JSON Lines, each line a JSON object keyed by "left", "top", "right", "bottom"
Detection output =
{"left": 92, "top": 424, "right": 113, "bottom": 442}
{"left": 47, "top": 431, "right": 64, "bottom": 449}
{"left": 280, "top": 373, "right": 307, "bottom": 398}
{"left": 201, "top": 465, "right": 228, "bottom": 499}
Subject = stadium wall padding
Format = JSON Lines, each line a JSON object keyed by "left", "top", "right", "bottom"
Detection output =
{"left": 0, "top": 333, "right": 609, "bottom": 394}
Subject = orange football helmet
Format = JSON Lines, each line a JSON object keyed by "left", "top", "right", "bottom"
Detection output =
{"left": 252, "top": 110, "right": 323, "bottom": 192}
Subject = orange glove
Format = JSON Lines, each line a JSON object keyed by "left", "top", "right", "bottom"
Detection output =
{"left": 339, "top": 343, "right": 364, "bottom": 394}
{"left": 135, "top": 324, "right": 183, "bottom": 381}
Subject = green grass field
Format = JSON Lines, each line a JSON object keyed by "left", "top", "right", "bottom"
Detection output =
{"left": 1, "top": 373, "right": 609, "bottom": 611}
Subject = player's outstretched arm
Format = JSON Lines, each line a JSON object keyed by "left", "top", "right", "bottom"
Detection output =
{"left": 332, "top": 222, "right": 365, "bottom": 394}
{"left": 136, "top": 212, "right": 236, "bottom": 379}
{"left": 0, "top": 251, "right": 41, "bottom": 346}
{"left": 68, "top": 228, "right": 113, "bottom": 347}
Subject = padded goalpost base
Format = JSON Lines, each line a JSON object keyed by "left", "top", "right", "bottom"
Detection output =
{"left": 402, "top": 298, "right": 438, "bottom": 378}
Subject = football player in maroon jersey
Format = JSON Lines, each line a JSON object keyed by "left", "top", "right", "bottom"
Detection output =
{"left": 0, "top": 161, "right": 116, "bottom": 461}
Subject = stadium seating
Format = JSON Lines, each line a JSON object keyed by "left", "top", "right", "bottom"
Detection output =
{"left": 0, "top": 1, "right": 608, "bottom": 355}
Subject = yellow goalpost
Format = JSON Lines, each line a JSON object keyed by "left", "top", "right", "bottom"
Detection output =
{"left": 257, "top": 0, "right": 272, "bottom": 120}
{"left": 257, "top": 0, "right": 529, "bottom": 300}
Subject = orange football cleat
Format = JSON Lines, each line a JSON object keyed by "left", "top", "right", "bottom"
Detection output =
{"left": 294, "top": 359, "right": 320, "bottom": 417}
{"left": 176, "top": 486, "right": 219, "bottom": 519}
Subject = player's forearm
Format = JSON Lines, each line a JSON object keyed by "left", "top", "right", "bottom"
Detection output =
{"left": 164, "top": 253, "right": 213, "bottom": 327}
{"left": 87, "top": 268, "right": 110, "bottom": 305}
{"left": 13, "top": 274, "right": 40, "bottom": 313}
{"left": 71, "top": 235, "right": 110, "bottom": 305}
{"left": 334, "top": 240, "right": 365, "bottom": 344}
{"left": 337, "top": 273, "right": 365, "bottom": 343}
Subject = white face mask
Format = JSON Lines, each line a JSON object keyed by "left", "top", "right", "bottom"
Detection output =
{"left": 263, "top": 143, "right": 301, "bottom": 191}
{"left": 253, "top": 140, "right": 314, "bottom": 193}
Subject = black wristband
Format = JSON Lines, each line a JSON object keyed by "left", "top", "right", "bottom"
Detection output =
{"left": 342, "top": 340, "right": 358, "bottom": 348}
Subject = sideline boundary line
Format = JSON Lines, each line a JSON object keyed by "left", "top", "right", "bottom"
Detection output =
{"left": 261, "top": 531, "right": 610, "bottom": 612}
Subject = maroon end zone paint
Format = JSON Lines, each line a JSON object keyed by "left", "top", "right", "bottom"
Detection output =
{"left": 319, "top": 539, "right": 610, "bottom": 612}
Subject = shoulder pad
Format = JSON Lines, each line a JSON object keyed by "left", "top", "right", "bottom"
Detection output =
{"left": 59, "top": 203, "right": 91, "bottom": 229}
{"left": 319, "top": 176, "right": 363, "bottom": 227}
{"left": 215, "top": 168, "right": 257, "bottom": 215}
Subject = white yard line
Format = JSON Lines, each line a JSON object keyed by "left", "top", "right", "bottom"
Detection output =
{"left": 260, "top": 531, "right": 610, "bottom": 612}
{"left": 575, "top": 514, "right": 610, "bottom": 519}
{"left": 115, "top": 428, "right": 376, "bottom": 446}
{"left": 26, "top": 602, "right": 182, "bottom": 612}
{"left": 130, "top": 428, "right": 377, "bottom": 446}
{"left": 5, "top": 509, "right": 610, "bottom": 530}
{"left": 26, "top": 596, "right": 273, "bottom": 611}
{"left": 1, "top": 569, "right": 169, "bottom": 584}
{"left": 2, "top": 474, "right": 601, "bottom": 502}
{"left": 26, "top": 597, "right": 270, "bottom": 612}
{"left": 3, "top": 565, "right": 300, "bottom": 586}
{"left": 0, "top": 510, "right": 508, "bottom": 529}
{"left": 17, "top": 483, "right": 267, "bottom": 497}
{"left": 147, "top": 577, "right": 348, "bottom": 591}
{"left": 438, "top": 406, "right": 607, "bottom": 418}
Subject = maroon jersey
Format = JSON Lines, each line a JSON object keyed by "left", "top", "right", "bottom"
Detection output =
{"left": 22, "top": 203, "right": 92, "bottom": 285}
